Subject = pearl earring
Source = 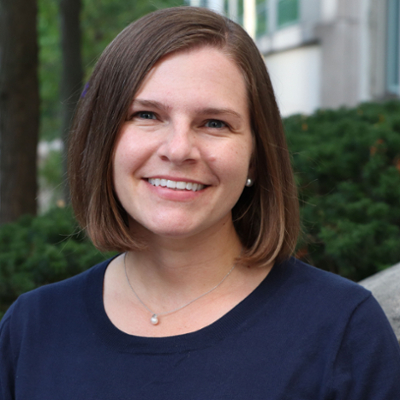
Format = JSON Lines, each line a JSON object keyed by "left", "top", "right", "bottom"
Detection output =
{"left": 245, "top": 178, "right": 254, "bottom": 187}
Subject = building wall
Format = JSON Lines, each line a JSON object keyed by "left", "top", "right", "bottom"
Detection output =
{"left": 315, "top": 0, "right": 364, "bottom": 109}
{"left": 259, "top": 0, "right": 394, "bottom": 114}
{"left": 368, "top": 0, "right": 388, "bottom": 100}
{"left": 265, "top": 44, "right": 321, "bottom": 116}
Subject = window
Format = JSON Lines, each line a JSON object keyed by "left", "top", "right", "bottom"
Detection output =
{"left": 277, "top": 0, "right": 299, "bottom": 28}
{"left": 224, "top": 0, "right": 229, "bottom": 15}
{"left": 186, "top": 0, "right": 208, "bottom": 6}
{"left": 387, "top": 0, "right": 400, "bottom": 95}
{"left": 237, "top": 0, "right": 244, "bottom": 26}
{"left": 256, "top": 0, "right": 269, "bottom": 38}
{"left": 255, "top": 0, "right": 300, "bottom": 37}
{"left": 190, "top": 0, "right": 300, "bottom": 37}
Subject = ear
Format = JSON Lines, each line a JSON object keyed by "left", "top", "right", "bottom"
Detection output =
{"left": 248, "top": 132, "right": 257, "bottom": 181}
{"left": 247, "top": 153, "right": 256, "bottom": 182}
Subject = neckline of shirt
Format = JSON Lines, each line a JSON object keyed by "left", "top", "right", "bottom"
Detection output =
{"left": 84, "top": 256, "right": 295, "bottom": 354}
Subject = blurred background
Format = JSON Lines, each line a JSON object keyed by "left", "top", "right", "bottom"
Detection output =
{"left": 0, "top": 0, "right": 399, "bottom": 319}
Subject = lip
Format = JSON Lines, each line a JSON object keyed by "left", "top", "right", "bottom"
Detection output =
{"left": 144, "top": 177, "right": 208, "bottom": 201}
{"left": 148, "top": 178, "right": 206, "bottom": 192}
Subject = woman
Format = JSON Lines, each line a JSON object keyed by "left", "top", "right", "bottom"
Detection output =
{"left": 1, "top": 7, "right": 399, "bottom": 399}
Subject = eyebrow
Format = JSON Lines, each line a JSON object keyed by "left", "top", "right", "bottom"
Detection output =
{"left": 197, "top": 108, "right": 242, "bottom": 121}
{"left": 132, "top": 99, "right": 243, "bottom": 121}
{"left": 132, "top": 99, "right": 171, "bottom": 111}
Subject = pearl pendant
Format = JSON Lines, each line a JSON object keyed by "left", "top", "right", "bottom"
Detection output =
{"left": 150, "top": 314, "right": 159, "bottom": 325}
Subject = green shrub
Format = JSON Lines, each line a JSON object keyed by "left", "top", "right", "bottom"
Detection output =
{"left": 0, "top": 207, "right": 115, "bottom": 319}
{"left": 286, "top": 100, "right": 400, "bottom": 281}
{"left": 38, "top": 148, "right": 65, "bottom": 212}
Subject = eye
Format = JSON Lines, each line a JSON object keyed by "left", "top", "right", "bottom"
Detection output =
{"left": 205, "top": 119, "right": 227, "bottom": 129}
{"left": 137, "top": 111, "right": 156, "bottom": 120}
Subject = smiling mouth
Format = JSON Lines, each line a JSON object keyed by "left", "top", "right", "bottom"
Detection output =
{"left": 148, "top": 178, "right": 205, "bottom": 191}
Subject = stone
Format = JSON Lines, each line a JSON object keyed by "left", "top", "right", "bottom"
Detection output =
{"left": 359, "top": 262, "right": 400, "bottom": 343}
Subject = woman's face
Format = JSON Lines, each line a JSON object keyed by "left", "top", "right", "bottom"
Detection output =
{"left": 113, "top": 46, "right": 253, "bottom": 241}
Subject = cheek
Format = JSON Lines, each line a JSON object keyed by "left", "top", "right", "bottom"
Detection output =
{"left": 112, "top": 130, "right": 130, "bottom": 173}
{"left": 112, "top": 146, "right": 131, "bottom": 188}
{"left": 113, "top": 130, "right": 156, "bottom": 175}
{"left": 112, "top": 134, "right": 144, "bottom": 198}
{"left": 207, "top": 142, "right": 252, "bottom": 183}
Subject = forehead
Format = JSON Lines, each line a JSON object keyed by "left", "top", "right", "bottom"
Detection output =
{"left": 133, "top": 46, "right": 249, "bottom": 114}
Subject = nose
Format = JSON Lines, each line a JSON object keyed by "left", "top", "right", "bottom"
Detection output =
{"left": 157, "top": 121, "right": 199, "bottom": 165}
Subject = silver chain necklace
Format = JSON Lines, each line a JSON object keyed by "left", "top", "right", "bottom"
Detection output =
{"left": 123, "top": 252, "right": 236, "bottom": 325}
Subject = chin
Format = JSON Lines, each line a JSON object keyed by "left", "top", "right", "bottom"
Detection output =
{"left": 151, "top": 226, "right": 199, "bottom": 239}
{"left": 130, "top": 214, "right": 232, "bottom": 242}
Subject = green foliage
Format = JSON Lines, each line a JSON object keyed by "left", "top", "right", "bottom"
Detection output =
{"left": 39, "top": 149, "right": 63, "bottom": 188}
{"left": 285, "top": 100, "right": 400, "bottom": 281}
{"left": 0, "top": 207, "right": 115, "bottom": 320}
{"left": 38, "top": 147, "right": 64, "bottom": 211}
{"left": 38, "top": 0, "right": 62, "bottom": 141}
{"left": 82, "top": 0, "right": 184, "bottom": 78}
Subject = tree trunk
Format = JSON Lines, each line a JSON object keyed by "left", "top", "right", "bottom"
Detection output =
{"left": 0, "top": 0, "right": 39, "bottom": 224}
{"left": 59, "top": 0, "right": 83, "bottom": 202}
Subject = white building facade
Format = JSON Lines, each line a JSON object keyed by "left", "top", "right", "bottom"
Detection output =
{"left": 188, "top": 0, "right": 400, "bottom": 116}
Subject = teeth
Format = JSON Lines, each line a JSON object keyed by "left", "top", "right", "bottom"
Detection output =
{"left": 148, "top": 178, "right": 205, "bottom": 191}
{"left": 167, "top": 180, "right": 176, "bottom": 189}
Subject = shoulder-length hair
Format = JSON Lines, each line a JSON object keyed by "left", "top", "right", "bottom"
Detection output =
{"left": 68, "top": 6, "right": 299, "bottom": 266}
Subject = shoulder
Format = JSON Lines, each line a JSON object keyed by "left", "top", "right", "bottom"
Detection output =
{"left": 19, "top": 257, "right": 109, "bottom": 306}
{"left": 278, "top": 257, "right": 371, "bottom": 304}
{"left": 1, "top": 257, "right": 112, "bottom": 335}
{"left": 277, "top": 258, "right": 400, "bottom": 355}
{"left": 274, "top": 259, "right": 400, "bottom": 393}
{"left": 268, "top": 258, "right": 381, "bottom": 336}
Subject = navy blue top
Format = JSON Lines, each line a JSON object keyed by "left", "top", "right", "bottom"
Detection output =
{"left": 1, "top": 257, "right": 400, "bottom": 399}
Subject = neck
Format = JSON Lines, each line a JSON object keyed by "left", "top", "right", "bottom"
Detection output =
{"left": 125, "top": 217, "right": 242, "bottom": 298}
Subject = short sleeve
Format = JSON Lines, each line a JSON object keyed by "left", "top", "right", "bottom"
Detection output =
{"left": 0, "top": 303, "right": 17, "bottom": 400}
{"left": 327, "top": 294, "right": 400, "bottom": 399}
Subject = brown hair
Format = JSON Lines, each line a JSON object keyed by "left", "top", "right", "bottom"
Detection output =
{"left": 68, "top": 6, "right": 299, "bottom": 266}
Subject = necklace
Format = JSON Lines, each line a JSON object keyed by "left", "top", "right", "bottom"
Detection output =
{"left": 123, "top": 252, "right": 236, "bottom": 325}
